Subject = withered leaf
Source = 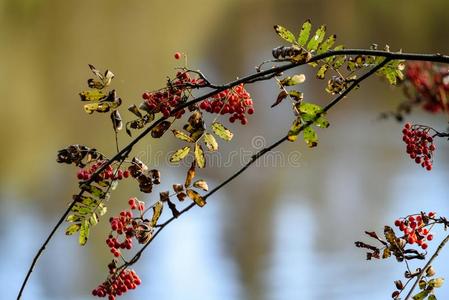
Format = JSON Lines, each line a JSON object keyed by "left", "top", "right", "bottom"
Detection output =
{"left": 184, "top": 161, "right": 196, "bottom": 187}
{"left": 151, "top": 121, "right": 171, "bottom": 138}
{"left": 79, "top": 90, "right": 107, "bottom": 102}
{"left": 287, "top": 118, "right": 302, "bottom": 142}
{"left": 382, "top": 247, "right": 391, "bottom": 259}
{"left": 128, "top": 104, "right": 143, "bottom": 118}
{"left": 271, "top": 90, "right": 288, "bottom": 108}
{"left": 159, "top": 191, "right": 170, "bottom": 202}
{"left": 166, "top": 199, "right": 180, "bottom": 218}
{"left": 186, "top": 189, "right": 206, "bottom": 207}
{"left": 194, "top": 143, "right": 206, "bottom": 168}
{"left": 172, "top": 184, "right": 184, "bottom": 193}
{"left": 110, "top": 110, "right": 123, "bottom": 132}
{"left": 150, "top": 201, "right": 164, "bottom": 227}
{"left": 193, "top": 179, "right": 209, "bottom": 191}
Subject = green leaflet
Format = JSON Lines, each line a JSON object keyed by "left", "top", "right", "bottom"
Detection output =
{"left": 303, "top": 126, "right": 318, "bottom": 148}
{"left": 298, "top": 102, "right": 323, "bottom": 116}
{"left": 65, "top": 223, "right": 81, "bottom": 235}
{"left": 316, "top": 64, "right": 329, "bottom": 79}
{"left": 412, "top": 290, "right": 430, "bottom": 300}
{"left": 274, "top": 25, "right": 296, "bottom": 44}
{"left": 79, "top": 220, "right": 90, "bottom": 246}
{"left": 287, "top": 118, "right": 302, "bottom": 142}
{"left": 314, "top": 115, "right": 330, "bottom": 128}
{"left": 297, "top": 19, "right": 312, "bottom": 47}
{"left": 307, "top": 25, "right": 326, "bottom": 51}
{"left": 317, "top": 34, "right": 336, "bottom": 55}
{"left": 79, "top": 90, "right": 107, "bottom": 102}
{"left": 212, "top": 122, "right": 233, "bottom": 141}
{"left": 169, "top": 146, "right": 190, "bottom": 163}
{"left": 80, "top": 184, "right": 107, "bottom": 199}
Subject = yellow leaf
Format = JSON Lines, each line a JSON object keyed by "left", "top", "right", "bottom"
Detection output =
{"left": 169, "top": 146, "right": 191, "bottom": 163}
{"left": 212, "top": 122, "right": 233, "bottom": 141}
{"left": 184, "top": 162, "right": 196, "bottom": 187}
{"left": 79, "top": 90, "right": 107, "bottom": 102}
{"left": 204, "top": 133, "right": 218, "bottom": 151}
{"left": 79, "top": 220, "right": 89, "bottom": 246}
{"left": 186, "top": 189, "right": 206, "bottom": 207}
{"left": 150, "top": 201, "right": 164, "bottom": 227}
{"left": 65, "top": 223, "right": 81, "bottom": 235}
{"left": 194, "top": 143, "right": 206, "bottom": 168}
{"left": 172, "top": 129, "right": 195, "bottom": 143}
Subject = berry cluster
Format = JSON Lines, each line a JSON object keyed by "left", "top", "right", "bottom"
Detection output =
{"left": 199, "top": 83, "right": 254, "bottom": 125}
{"left": 141, "top": 71, "right": 205, "bottom": 119}
{"left": 394, "top": 212, "right": 436, "bottom": 250}
{"left": 107, "top": 198, "right": 145, "bottom": 257}
{"left": 402, "top": 123, "right": 436, "bottom": 171}
{"left": 76, "top": 161, "right": 130, "bottom": 181}
{"left": 92, "top": 267, "right": 141, "bottom": 299}
{"left": 405, "top": 62, "right": 449, "bottom": 114}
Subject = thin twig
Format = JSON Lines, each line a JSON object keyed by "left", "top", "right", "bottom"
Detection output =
{"left": 404, "top": 234, "right": 449, "bottom": 300}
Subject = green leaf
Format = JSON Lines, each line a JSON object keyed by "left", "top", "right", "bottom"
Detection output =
{"left": 65, "top": 223, "right": 81, "bottom": 235}
{"left": 297, "top": 19, "right": 312, "bottom": 47}
{"left": 298, "top": 102, "right": 323, "bottom": 116}
{"left": 314, "top": 115, "right": 330, "bottom": 128}
{"left": 274, "top": 25, "right": 296, "bottom": 43}
{"left": 428, "top": 294, "right": 437, "bottom": 300}
{"left": 289, "top": 90, "right": 303, "bottom": 102}
{"left": 150, "top": 201, "right": 163, "bottom": 227}
{"left": 412, "top": 290, "right": 430, "bottom": 300}
{"left": 172, "top": 129, "right": 195, "bottom": 143}
{"left": 80, "top": 185, "right": 106, "bottom": 199}
{"left": 303, "top": 126, "right": 318, "bottom": 147}
{"left": 169, "top": 146, "right": 190, "bottom": 163}
{"left": 307, "top": 25, "right": 326, "bottom": 51}
{"left": 186, "top": 189, "right": 206, "bottom": 207}
{"left": 194, "top": 143, "right": 206, "bottom": 168}
{"left": 280, "top": 74, "right": 306, "bottom": 86}
{"left": 317, "top": 34, "right": 336, "bottom": 55}
{"left": 83, "top": 102, "right": 119, "bottom": 114}
{"left": 66, "top": 214, "right": 82, "bottom": 223}
{"left": 79, "top": 220, "right": 89, "bottom": 246}
{"left": 316, "top": 64, "right": 329, "bottom": 79}
{"left": 79, "top": 90, "right": 107, "bottom": 102}
{"left": 89, "top": 213, "right": 98, "bottom": 226}
{"left": 204, "top": 133, "right": 218, "bottom": 152}
{"left": 287, "top": 118, "right": 302, "bottom": 142}
{"left": 212, "top": 122, "right": 233, "bottom": 141}
{"left": 193, "top": 179, "right": 209, "bottom": 191}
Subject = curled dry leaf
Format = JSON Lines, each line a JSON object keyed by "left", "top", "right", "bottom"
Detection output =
{"left": 186, "top": 189, "right": 206, "bottom": 207}
{"left": 193, "top": 179, "right": 209, "bottom": 191}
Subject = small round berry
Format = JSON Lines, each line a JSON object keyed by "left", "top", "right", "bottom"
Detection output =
{"left": 421, "top": 243, "right": 428, "bottom": 250}
{"left": 394, "top": 219, "right": 401, "bottom": 227}
{"left": 427, "top": 234, "right": 433, "bottom": 241}
{"left": 174, "top": 52, "right": 182, "bottom": 60}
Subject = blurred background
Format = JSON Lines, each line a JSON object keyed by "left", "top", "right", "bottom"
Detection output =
{"left": 1, "top": 0, "right": 449, "bottom": 299}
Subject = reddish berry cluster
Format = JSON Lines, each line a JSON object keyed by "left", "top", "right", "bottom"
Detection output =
{"left": 92, "top": 268, "right": 141, "bottom": 299}
{"left": 402, "top": 123, "right": 436, "bottom": 171}
{"left": 199, "top": 83, "right": 254, "bottom": 125}
{"left": 405, "top": 62, "right": 449, "bottom": 114}
{"left": 141, "top": 71, "right": 205, "bottom": 119}
{"left": 107, "top": 199, "right": 145, "bottom": 256}
{"left": 76, "top": 161, "right": 130, "bottom": 181}
{"left": 394, "top": 212, "right": 436, "bottom": 250}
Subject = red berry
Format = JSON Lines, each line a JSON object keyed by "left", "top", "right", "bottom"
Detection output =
{"left": 421, "top": 243, "right": 428, "bottom": 250}
{"left": 174, "top": 52, "right": 181, "bottom": 60}
{"left": 394, "top": 219, "right": 401, "bottom": 227}
{"left": 427, "top": 234, "right": 433, "bottom": 241}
